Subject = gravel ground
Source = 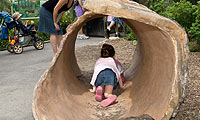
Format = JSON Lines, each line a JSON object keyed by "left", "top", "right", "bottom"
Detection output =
{"left": 174, "top": 52, "right": 200, "bottom": 120}
{"left": 76, "top": 38, "right": 200, "bottom": 120}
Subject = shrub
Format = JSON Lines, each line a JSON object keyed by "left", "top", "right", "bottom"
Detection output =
{"left": 165, "top": 0, "right": 196, "bottom": 30}
{"left": 146, "top": 0, "right": 169, "bottom": 16}
{"left": 60, "top": 10, "right": 76, "bottom": 34}
{"left": 187, "top": 41, "right": 200, "bottom": 52}
{"left": 125, "top": 26, "right": 136, "bottom": 41}
{"left": 0, "top": 0, "right": 11, "bottom": 13}
{"left": 0, "top": 39, "right": 9, "bottom": 50}
{"left": 124, "top": 26, "right": 137, "bottom": 45}
{"left": 146, "top": 0, "right": 200, "bottom": 51}
{"left": 188, "top": 1, "right": 200, "bottom": 51}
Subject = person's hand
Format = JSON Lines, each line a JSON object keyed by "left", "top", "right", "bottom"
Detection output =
{"left": 89, "top": 86, "right": 96, "bottom": 93}
{"left": 24, "top": 20, "right": 29, "bottom": 27}
{"left": 89, "top": 89, "right": 95, "bottom": 93}
{"left": 82, "top": 7, "right": 85, "bottom": 13}
{"left": 54, "top": 23, "right": 60, "bottom": 31}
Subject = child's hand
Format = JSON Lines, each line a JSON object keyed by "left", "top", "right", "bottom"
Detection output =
{"left": 89, "top": 86, "right": 96, "bottom": 93}
{"left": 89, "top": 89, "right": 95, "bottom": 93}
{"left": 120, "top": 85, "right": 126, "bottom": 90}
{"left": 120, "top": 81, "right": 132, "bottom": 90}
{"left": 24, "top": 20, "right": 29, "bottom": 27}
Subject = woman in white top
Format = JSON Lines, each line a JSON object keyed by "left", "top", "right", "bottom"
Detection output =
{"left": 89, "top": 44, "right": 124, "bottom": 107}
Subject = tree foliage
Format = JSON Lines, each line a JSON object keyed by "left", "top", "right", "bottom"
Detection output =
{"left": 146, "top": 0, "right": 200, "bottom": 51}
{"left": 0, "top": 0, "right": 11, "bottom": 12}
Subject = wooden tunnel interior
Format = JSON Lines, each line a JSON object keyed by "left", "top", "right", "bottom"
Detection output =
{"left": 32, "top": 0, "right": 189, "bottom": 120}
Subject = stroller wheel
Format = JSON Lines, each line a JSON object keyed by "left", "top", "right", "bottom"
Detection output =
{"left": 13, "top": 44, "right": 23, "bottom": 54}
{"left": 34, "top": 40, "right": 44, "bottom": 50}
{"left": 7, "top": 44, "right": 14, "bottom": 53}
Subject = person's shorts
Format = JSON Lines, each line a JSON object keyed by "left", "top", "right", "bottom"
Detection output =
{"left": 95, "top": 68, "right": 118, "bottom": 89}
{"left": 37, "top": 6, "right": 62, "bottom": 35}
{"left": 75, "top": 5, "right": 84, "bottom": 18}
{"left": 107, "top": 17, "right": 123, "bottom": 26}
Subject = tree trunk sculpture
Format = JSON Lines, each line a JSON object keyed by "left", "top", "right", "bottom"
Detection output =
{"left": 32, "top": 0, "right": 189, "bottom": 120}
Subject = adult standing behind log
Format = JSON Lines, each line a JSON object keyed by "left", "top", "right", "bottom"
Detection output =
{"left": 38, "top": 0, "right": 74, "bottom": 55}
{"left": 75, "top": 0, "right": 89, "bottom": 39}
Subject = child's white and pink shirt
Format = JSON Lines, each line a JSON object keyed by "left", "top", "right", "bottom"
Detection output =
{"left": 107, "top": 16, "right": 114, "bottom": 22}
{"left": 90, "top": 57, "right": 123, "bottom": 86}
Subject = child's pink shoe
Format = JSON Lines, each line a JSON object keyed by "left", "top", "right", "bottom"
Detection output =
{"left": 95, "top": 86, "right": 103, "bottom": 102}
{"left": 101, "top": 95, "right": 117, "bottom": 107}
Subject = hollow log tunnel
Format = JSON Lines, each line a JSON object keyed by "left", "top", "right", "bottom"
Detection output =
{"left": 32, "top": 0, "right": 189, "bottom": 120}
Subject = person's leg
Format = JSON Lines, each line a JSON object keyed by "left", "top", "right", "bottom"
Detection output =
{"left": 104, "top": 85, "right": 114, "bottom": 98}
{"left": 105, "top": 17, "right": 118, "bottom": 38}
{"left": 115, "top": 18, "right": 123, "bottom": 37}
{"left": 101, "top": 84, "right": 117, "bottom": 107}
{"left": 115, "top": 24, "right": 121, "bottom": 31}
{"left": 107, "top": 21, "right": 116, "bottom": 30}
{"left": 105, "top": 21, "right": 111, "bottom": 38}
{"left": 115, "top": 24, "right": 121, "bottom": 37}
{"left": 78, "top": 27, "right": 84, "bottom": 35}
{"left": 50, "top": 34, "right": 58, "bottom": 55}
{"left": 56, "top": 34, "right": 62, "bottom": 48}
{"left": 95, "top": 86, "right": 104, "bottom": 102}
{"left": 77, "top": 27, "right": 89, "bottom": 39}
{"left": 105, "top": 21, "right": 115, "bottom": 39}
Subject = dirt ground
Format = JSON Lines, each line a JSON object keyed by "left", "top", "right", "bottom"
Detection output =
{"left": 75, "top": 38, "right": 200, "bottom": 120}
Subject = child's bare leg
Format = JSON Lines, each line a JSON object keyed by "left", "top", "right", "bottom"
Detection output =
{"left": 107, "top": 21, "right": 115, "bottom": 30}
{"left": 104, "top": 85, "right": 114, "bottom": 98}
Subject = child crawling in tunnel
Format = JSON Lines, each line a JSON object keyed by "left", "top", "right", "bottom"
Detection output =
{"left": 89, "top": 43, "right": 125, "bottom": 107}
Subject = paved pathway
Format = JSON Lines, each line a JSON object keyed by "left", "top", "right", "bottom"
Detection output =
{"left": 0, "top": 37, "right": 105, "bottom": 120}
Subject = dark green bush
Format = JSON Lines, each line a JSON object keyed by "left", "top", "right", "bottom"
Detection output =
{"left": 165, "top": 0, "right": 196, "bottom": 30}
{"left": 187, "top": 1, "right": 200, "bottom": 51}
{"left": 124, "top": 26, "right": 137, "bottom": 45}
{"left": 125, "top": 26, "right": 136, "bottom": 40}
{"left": 146, "top": 0, "right": 200, "bottom": 51}
{"left": 187, "top": 41, "right": 200, "bottom": 52}
{"left": 0, "top": 0, "right": 11, "bottom": 13}
{"left": 0, "top": 39, "right": 9, "bottom": 50}
{"left": 146, "top": 0, "right": 169, "bottom": 16}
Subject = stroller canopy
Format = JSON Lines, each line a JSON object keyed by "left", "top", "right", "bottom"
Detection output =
{"left": 0, "top": 12, "right": 13, "bottom": 40}
{"left": 0, "top": 12, "right": 12, "bottom": 23}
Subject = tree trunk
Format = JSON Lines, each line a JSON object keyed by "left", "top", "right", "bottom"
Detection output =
{"left": 17, "top": 0, "right": 20, "bottom": 12}
{"left": 32, "top": 0, "right": 189, "bottom": 120}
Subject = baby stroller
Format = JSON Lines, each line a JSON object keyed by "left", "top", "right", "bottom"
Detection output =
{"left": 0, "top": 12, "right": 44, "bottom": 54}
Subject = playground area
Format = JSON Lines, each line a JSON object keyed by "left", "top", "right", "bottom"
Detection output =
{"left": 0, "top": 37, "right": 199, "bottom": 120}
{"left": 1, "top": 0, "right": 200, "bottom": 120}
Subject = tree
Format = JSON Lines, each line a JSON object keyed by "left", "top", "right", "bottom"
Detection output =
{"left": 17, "top": 0, "right": 20, "bottom": 12}
{"left": 0, "top": 0, "right": 11, "bottom": 12}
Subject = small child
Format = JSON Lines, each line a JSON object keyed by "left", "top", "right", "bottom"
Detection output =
{"left": 12, "top": 12, "right": 35, "bottom": 34}
{"left": 89, "top": 43, "right": 125, "bottom": 107}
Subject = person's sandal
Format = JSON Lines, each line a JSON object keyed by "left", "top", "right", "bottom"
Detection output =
{"left": 95, "top": 86, "right": 103, "bottom": 102}
{"left": 101, "top": 95, "right": 117, "bottom": 107}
